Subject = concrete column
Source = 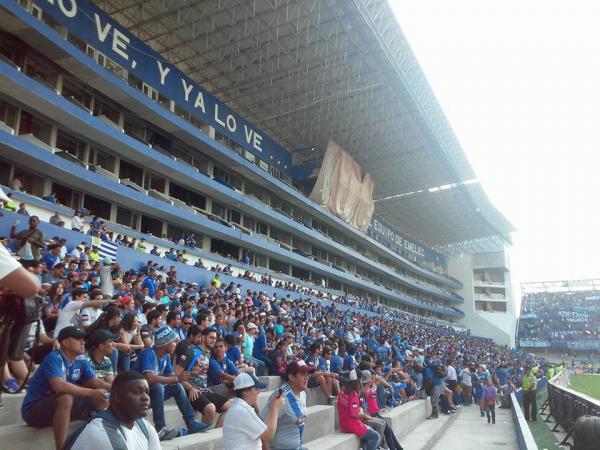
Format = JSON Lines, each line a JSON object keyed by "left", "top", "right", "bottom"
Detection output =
{"left": 205, "top": 125, "right": 216, "bottom": 139}
{"left": 109, "top": 203, "right": 117, "bottom": 223}
{"left": 114, "top": 157, "right": 121, "bottom": 178}
{"left": 48, "top": 125, "right": 58, "bottom": 148}
{"left": 56, "top": 74, "right": 63, "bottom": 95}
{"left": 201, "top": 235, "right": 211, "bottom": 252}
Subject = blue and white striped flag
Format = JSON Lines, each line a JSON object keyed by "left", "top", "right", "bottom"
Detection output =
{"left": 91, "top": 237, "right": 118, "bottom": 260}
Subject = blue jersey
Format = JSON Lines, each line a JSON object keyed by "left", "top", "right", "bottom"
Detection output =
{"left": 207, "top": 356, "right": 239, "bottom": 386}
{"left": 423, "top": 367, "right": 443, "bottom": 387}
{"left": 253, "top": 333, "right": 268, "bottom": 360}
{"left": 343, "top": 354, "right": 356, "bottom": 371}
{"left": 375, "top": 345, "right": 391, "bottom": 363}
{"left": 22, "top": 350, "right": 95, "bottom": 418}
{"left": 139, "top": 347, "right": 173, "bottom": 376}
{"left": 226, "top": 346, "right": 241, "bottom": 364}
{"left": 496, "top": 368, "right": 507, "bottom": 385}
{"left": 141, "top": 277, "right": 157, "bottom": 297}
{"left": 330, "top": 354, "right": 343, "bottom": 373}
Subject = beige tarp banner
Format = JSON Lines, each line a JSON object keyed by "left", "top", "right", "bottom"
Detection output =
{"left": 309, "top": 140, "right": 374, "bottom": 232}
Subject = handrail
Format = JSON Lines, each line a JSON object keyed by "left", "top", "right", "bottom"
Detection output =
{"left": 510, "top": 391, "right": 538, "bottom": 450}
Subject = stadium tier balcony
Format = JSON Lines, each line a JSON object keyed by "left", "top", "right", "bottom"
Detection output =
{"left": 0, "top": 26, "right": 460, "bottom": 298}
{"left": 0, "top": 186, "right": 462, "bottom": 319}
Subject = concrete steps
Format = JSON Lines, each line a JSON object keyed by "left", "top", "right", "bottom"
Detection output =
{"left": 400, "top": 409, "right": 461, "bottom": 450}
{"left": 161, "top": 404, "right": 336, "bottom": 450}
{"left": 0, "top": 378, "right": 447, "bottom": 450}
{"left": 304, "top": 432, "right": 360, "bottom": 450}
{"left": 381, "top": 396, "right": 433, "bottom": 441}
{"left": 0, "top": 377, "right": 283, "bottom": 448}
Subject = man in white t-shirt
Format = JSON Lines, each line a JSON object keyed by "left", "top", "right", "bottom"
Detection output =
{"left": 69, "top": 371, "right": 161, "bottom": 450}
{"left": 53, "top": 288, "right": 113, "bottom": 339}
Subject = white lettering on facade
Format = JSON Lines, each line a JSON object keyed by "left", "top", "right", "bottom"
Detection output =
{"left": 181, "top": 79, "right": 193, "bottom": 102}
{"left": 243, "top": 125, "right": 263, "bottom": 152}
{"left": 214, "top": 103, "right": 226, "bottom": 127}
{"left": 94, "top": 13, "right": 111, "bottom": 42}
{"left": 156, "top": 60, "right": 170, "bottom": 85}
{"left": 193, "top": 91, "right": 206, "bottom": 113}
{"left": 111, "top": 28, "right": 129, "bottom": 60}
{"left": 253, "top": 132, "right": 263, "bottom": 152}
{"left": 49, "top": 0, "right": 77, "bottom": 18}
{"left": 226, "top": 114, "right": 237, "bottom": 133}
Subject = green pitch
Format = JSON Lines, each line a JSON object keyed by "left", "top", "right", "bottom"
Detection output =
{"left": 568, "top": 374, "right": 600, "bottom": 400}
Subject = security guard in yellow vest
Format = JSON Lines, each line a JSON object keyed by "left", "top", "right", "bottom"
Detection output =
{"left": 522, "top": 366, "right": 537, "bottom": 421}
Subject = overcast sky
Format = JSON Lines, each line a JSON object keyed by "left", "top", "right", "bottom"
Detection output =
{"left": 390, "top": 0, "right": 600, "bottom": 284}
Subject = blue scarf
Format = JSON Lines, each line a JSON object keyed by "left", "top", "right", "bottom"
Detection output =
{"left": 282, "top": 383, "right": 306, "bottom": 442}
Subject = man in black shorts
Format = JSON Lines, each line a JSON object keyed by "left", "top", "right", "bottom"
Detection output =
{"left": 174, "top": 326, "right": 231, "bottom": 427}
{"left": 21, "top": 326, "right": 111, "bottom": 450}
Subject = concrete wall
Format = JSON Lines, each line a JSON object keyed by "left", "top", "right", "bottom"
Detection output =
{"left": 448, "top": 251, "right": 517, "bottom": 347}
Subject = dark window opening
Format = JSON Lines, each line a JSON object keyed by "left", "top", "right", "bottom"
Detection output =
{"left": 116, "top": 206, "right": 137, "bottom": 229}
{"left": 141, "top": 215, "right": 162, "bottom": 237}
{"left": 169, "top": 182, "right": 206, "bottom": 210}
{"left": 119, "top": 160, "right": 144, "bottom": 187}
{"left": 52, "top": 182, "right": 81, "bottom": 210}
{"left": 83, "top": 194, "right": 111, "bottom": 220}
{"left": 210, "top": 238, "right": 239, "bottom": 259}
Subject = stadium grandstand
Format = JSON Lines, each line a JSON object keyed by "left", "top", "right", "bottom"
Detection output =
{"left": 0, "top": 1, "right": 530, "bottom": 449}
{"left": 519, "top": 280, "right": 600, "bottom": 357}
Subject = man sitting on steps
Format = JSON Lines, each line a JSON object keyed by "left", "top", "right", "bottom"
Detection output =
{"left": 139, "top": 325, "right": 211, "bottom": 440}
{"left": 21, "top": 326, "right": 112, "bottom": 450}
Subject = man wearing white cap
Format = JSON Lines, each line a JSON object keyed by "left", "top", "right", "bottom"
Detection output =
{"left": 223, "top": 372, "right": 284, "bottom": 450}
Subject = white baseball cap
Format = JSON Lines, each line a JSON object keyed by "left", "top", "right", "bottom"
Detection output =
{"left": 233, "top": 373, "right": 267, "bottom": 391}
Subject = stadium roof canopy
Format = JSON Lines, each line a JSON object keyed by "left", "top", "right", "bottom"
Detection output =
{"left": 99, "top": 0, "right": 515, "bottom": 255}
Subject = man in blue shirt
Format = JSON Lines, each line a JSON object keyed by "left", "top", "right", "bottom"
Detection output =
{"left": 424, "top": 362, "right": 446, "bottom": 419}
{"left": 141, "top": 270, "right": 158, "bottom": 298}
{"left": 22, "top": 326, "right": 111, "bottom": 450}
{"left": 253, "top": 327, "right": 274, "bottom": 371}
{"left": 41, "top": 243, "right": 61, "bottom": 270}
{"left": 375, "top": 338, "right": 391, "bottom": 364}
{"left": 139, "top": 326, "right": 210, "bottom": 440}
{"left": 342, "top": 346, "right": 357, "bottom": 371}
{"left": 207, "top": 337, "right": 239, "bottom": 387}
{"left": 330, "top": 344, "right": 343, "bottom": 374}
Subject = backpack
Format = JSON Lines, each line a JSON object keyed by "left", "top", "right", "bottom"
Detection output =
{"left": 429, "top": 363, "right": 445, "bottom": 379}
{"left": 63, "top": 410, "right": 149, "bottom": 450}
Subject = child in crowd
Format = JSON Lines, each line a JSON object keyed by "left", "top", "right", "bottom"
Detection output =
{"left": 482, "top": 377, "right": 497, "bottom": 424}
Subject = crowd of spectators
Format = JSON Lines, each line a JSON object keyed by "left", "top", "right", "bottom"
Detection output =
{"left": 3, "top": 185, "right": 460, "bottom": 315}
{"left": 518, "top": 291, "right": 600, "bottom": 343}
{"left": 0, "top": 191, "right": 552, "bottom": 450}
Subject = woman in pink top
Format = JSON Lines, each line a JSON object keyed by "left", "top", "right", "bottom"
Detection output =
{"left": 337, "top": 369, "right": 380, "bottom": 450}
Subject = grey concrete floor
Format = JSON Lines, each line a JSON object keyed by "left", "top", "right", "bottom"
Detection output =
{"left": 431, "top": 405, "right": 519, "bottom": 450}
